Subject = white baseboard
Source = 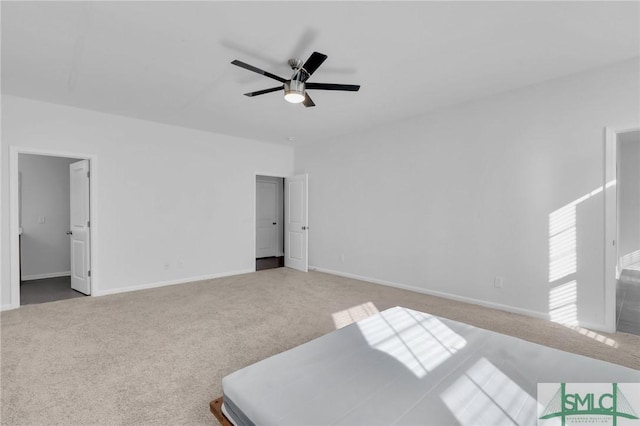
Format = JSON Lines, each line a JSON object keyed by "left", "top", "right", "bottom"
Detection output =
{"left": 21, "top": 271, "right": 71, "bottom": 281}
{"left": 92, "top": 269, "right": 254, "bottom": 297}
{"left": 310, "top": 265, "right": 548, "bottom": 319}
{"left": 310, "top": 265, "right": 611, "bottom": 332}
{"left": 572, "top": 320, "right": 612, "bottom": 333}
{"left": 1, "top": 303, "right": 18, "bottom": 312}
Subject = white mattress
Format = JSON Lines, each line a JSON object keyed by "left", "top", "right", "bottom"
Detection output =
{"left": 222, "top": 307, "right": 638, "bottom": 426}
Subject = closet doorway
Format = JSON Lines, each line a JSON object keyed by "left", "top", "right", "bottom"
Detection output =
{"left": 255, "top": 176, "right": 284, "bottom": 271}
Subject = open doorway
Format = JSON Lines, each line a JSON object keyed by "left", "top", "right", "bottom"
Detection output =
{"left": 255, "top": 175, "right": 284, "bottom": 271}
{"left": 615, "top": 129, "right": 640, "bottom": 335}
{"left": 18, "top": 153, "right": 92, "bottom": 305}
{"left": 254, "top": 172, "right": 309, "bottom": 273}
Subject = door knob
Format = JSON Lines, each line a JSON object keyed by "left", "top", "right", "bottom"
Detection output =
{"left": 302, "top": 226, "right": 308, "bottom": 230}
{"left": 66, "top": 231, "right": 73, "bottom": 235}
{"left": 272, "top": 222, "right": 277, "bottom": 225}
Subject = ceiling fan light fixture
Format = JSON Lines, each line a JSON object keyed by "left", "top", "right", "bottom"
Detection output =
{"left": 231, "top": 52, "right": 359, "bottom": 108}
{"left": 284, "top": 80, "right": 305, "bottom": 104}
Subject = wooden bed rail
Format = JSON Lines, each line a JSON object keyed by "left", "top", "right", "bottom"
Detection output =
{"left": 210, "top": 397, "right": 233, "bottom": 426}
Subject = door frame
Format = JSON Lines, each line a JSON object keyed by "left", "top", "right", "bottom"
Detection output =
{"left": 8, "top": 146, "right": 98, "bottom": 309}
{"left": 253, "top": 172, "right": 286, "bottom": 272}
{"left": 604, "top": 125, "right": 640, "bottom": 332}
{"left": 255, "top": 176, "right": 283, "bottom": 259}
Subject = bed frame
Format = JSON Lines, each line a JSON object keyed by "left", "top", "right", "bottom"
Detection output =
{"left": 210, "top": 396, "right": 233, "bottom": 426}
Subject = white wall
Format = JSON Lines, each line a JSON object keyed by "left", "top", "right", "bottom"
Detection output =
{"left": 2, "top": 95, "right": 294, "bottom": 307}
{"left": 296, "top": 58, "right": 640, "bottom": 329}
{"left": 19, "top": 154, "right": 76, "bottom": 280}
{"left": 618, "top": 130, "right": 640, "bottom": 268}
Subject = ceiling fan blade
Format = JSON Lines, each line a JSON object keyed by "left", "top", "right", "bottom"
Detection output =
{"left": 243, "top": 86, "right": 284, "bottom": 97}
{"left": 231, "top": 60, "right": 286, "bottom": 83}
{"left": 302, "top": 93, "right": 316, "bottom": 108}
{"left": 305, "top": 82, "right": 360, "bottom": 91}
{"left": 300, "top": 52, "right": 327, "bottom": 80}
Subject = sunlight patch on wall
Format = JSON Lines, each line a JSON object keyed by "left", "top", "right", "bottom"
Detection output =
{"left": 547, "top": 181, "right": 616, "bottom": 327}
{"left": 549, "top": 204, "right": 577, "bottom": 282}
{"left": 548, "top": 281, "right": 578, "bottom": 326}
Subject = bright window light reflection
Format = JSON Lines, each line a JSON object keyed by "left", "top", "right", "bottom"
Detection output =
{"left": 620, "top": 249, "right": 640, "bottom": 271}
{"left": 441, "top": 358, "right": 539, "bottom": 425}
{"left": 357, "top": 308, "right": 466, "bottom": 378}
{"left": 332, "top": 302, "right": 379, "bottom": 329}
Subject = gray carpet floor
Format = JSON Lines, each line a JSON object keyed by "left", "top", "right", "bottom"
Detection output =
{"left": 1, "top": 269, "right": 639, "bottom": 425}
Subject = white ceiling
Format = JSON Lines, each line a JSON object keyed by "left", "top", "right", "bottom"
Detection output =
{"left": 2, "top": 1, "right": 639, "bottom": 145}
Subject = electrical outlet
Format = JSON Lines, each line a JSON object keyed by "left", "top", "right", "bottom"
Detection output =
{"left": 340, "top": 254, "right": 345, "bottom": 263}
{"left": 38, "top": 216, "right": 46, "bottom": 224}
{"left": 177, "top": 260, "right": 184, "bottom": 269}
{"left": 164, "top": 262, "right": 170, "bottom": 271}
{"left": 494, "top": 276, "right": 504, "bottom": 288}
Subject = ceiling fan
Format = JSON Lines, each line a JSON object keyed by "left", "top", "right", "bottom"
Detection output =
{"left": 231, "top": 51, "right": 360, "bottom": 107}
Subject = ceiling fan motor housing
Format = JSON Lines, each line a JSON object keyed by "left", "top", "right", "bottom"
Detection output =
{"left": 284, "top": 79, "right": 305, "bottom": 103}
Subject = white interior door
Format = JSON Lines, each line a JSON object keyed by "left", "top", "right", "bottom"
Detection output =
{"left": 70, "top": 160, "right": 91, "bottom": 295}
{"left": 285, "top": 174, "right": 308, "bottom": 272}
{"left": 256, "top": 180, "right": 278, "bottom": 258}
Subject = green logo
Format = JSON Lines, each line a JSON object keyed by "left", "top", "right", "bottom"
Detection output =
{"left": 539, "top": 383, "right": 639, "bottom": 426}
